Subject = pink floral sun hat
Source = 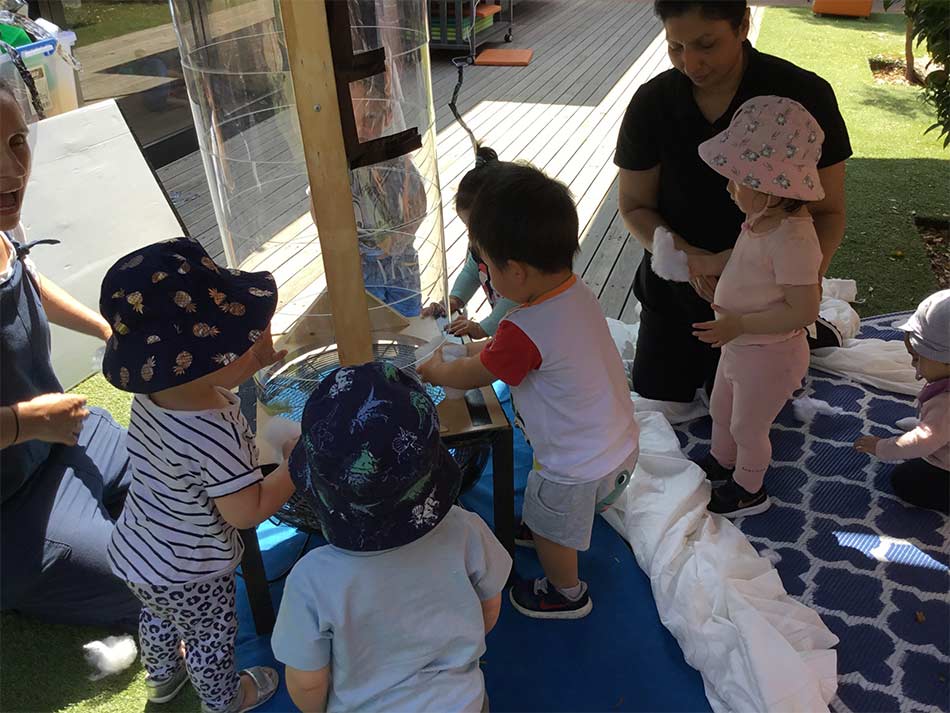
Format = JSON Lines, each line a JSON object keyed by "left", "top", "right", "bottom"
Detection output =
{"left": 698, "top": 95, "right": 825, "bottom": 202}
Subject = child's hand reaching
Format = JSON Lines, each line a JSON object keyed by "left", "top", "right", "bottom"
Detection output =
{"left": 421, "top": 301, "right": 446, "bottom": 318}
{"left": 250, "top": 327, "right": 287, "bottom": 371}
{"left": 422, "top": 296, "right": 465, "bottom": 319}
{"left": 854, "top": 435, "right": 880, "bottom": 455}
{"left": 282, "top": 435, "right": 299, "bottom": 460}
{"left": 222, "top": 327, "right": 288, "bottom": 390}
{"left": 417, "top": 348, "right": 443, "bottom": 385}
{"left": 447, "top": 317, "right": 487, "bottom": 340}
{"left": 693, "top": 305, "right": 744, "bottom": 348}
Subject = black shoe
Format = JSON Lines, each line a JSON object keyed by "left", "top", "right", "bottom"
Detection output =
{"left": 695, "top": 453, "right": 734, "bottom": 486}
{"left": 514, "top": 522, "right": 535, "bottom": 549}
{"left": 807, "top": 317, "right": 843, "bottom": 350}
{"left": 708, "top": 478, "right": 771, "bottom": 518}
{"left": 509, "top": 577, "right": 592, "bottom": 620}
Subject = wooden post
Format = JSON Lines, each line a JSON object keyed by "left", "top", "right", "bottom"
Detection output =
{"left": 278, "top": 0, "right": 374, "bottom": 366}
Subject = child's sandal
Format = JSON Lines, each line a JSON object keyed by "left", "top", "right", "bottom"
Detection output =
{"left": 203, "top": 666, "right": 278, "bottom": 713}
{"left": 234, "top": 667, "right": 278, "bottom": 713}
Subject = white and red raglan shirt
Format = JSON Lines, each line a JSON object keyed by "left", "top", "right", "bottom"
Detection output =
{"left": 480, "top": 275, "right": 639, "bottom": 484}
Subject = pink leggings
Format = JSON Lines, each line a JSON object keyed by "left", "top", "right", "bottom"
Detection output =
{"left": 710, "top": 336, "right": 809, "bottom": 492}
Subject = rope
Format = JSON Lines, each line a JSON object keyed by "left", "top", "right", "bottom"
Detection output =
{"left": 449, "top": 54, "right": 479, "bottom": 157}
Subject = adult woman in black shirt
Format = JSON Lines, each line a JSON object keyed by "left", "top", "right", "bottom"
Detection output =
{"left": 615, "top": 0, "right": 851, "bottom": 403}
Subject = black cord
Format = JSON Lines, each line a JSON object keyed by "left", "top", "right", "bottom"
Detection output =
{"left": 235, "top": 532, "right": 313, "bottom": 585}
{"left": 449, "top": 54, "right": 479, "bottom": 157}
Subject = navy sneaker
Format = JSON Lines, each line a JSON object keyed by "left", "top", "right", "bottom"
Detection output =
{"left": 695, "top": 453, "right": 734, "bottom": 486}
{"left": 708, "top": 478, "right": 771, "bottom": 518}
{"left": 509, "top": 577, "right": 592, "bottom": 620}
{"left": 514, "top": 522, "right": 535, "bottom": 548}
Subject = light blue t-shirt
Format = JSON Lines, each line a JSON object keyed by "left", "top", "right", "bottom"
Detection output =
{"left": 271, "top": 506, "right": 512, "bottom": 712}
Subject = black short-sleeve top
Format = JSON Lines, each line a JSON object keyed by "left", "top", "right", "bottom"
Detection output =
{"left": 614, "top": 42, "right": 852, "bottom": 254}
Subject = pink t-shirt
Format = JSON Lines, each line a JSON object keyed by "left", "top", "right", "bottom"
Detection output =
{"left": 876, "top": 382, "right": 949, "bottom": 471}
{"left": 714, "top": 216, "right": 822, "bottom": 346}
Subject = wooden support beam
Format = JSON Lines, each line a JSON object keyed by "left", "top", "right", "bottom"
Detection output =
{"left": 278, "top": 0, "right": 374, "bottom": 366}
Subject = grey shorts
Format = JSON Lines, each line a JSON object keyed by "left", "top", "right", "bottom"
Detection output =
{"left": 522, "top": 454, "right": 637, "bottom": 551}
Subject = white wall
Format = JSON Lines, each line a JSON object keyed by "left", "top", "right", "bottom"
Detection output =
{"left": 20, "top": 100, "right": 185, "bottom": 389}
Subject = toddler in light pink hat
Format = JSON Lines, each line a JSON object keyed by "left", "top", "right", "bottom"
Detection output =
{"left": 687, "top": 96, "right": 826, "bottom": 518}
{"left": 698, "top": 95, "right": 826, "bottom": 202}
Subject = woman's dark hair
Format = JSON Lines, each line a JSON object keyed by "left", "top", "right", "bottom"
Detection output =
{"left": 455, "top": 145, "right": 499, "bottom": 213}
{"left": 653, "top": 1, "right": 748, "bottom": 30}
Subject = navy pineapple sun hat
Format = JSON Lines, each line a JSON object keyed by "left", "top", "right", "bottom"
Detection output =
{"left": 289, "top": 361, "right": 462, "bottom": 552}
{"left": 99, "top": 237, "right": 278, "bottom": 393}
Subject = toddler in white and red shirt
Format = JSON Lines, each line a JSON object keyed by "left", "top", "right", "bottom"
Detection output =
{"left": 419, "top": 163, "right": 639, "bottom": 620}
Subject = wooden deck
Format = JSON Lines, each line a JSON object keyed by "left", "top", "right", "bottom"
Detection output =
{"left": 157, "top": 0, "right": 672, "bottom": 323}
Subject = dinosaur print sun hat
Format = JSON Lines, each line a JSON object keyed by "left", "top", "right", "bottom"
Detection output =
{"left": 288, "top": 360, "right": 462, "bottom": 552}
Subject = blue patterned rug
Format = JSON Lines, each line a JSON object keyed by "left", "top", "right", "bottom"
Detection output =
{"left": 675, "top": 313, "right": 950, "bottom": 713}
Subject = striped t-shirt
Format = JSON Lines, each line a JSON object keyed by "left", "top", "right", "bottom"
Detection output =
{"left": 108, "top": 389, "right": 263, "bottom": 586}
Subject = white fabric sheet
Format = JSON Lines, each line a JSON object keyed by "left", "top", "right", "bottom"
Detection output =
{"left": 594, "top": 277, "right": 927, "bottom": 711}
{"left": 601, "top": 411, "right": 839, "bottom": 713}
{"left": 601, "top": 314, "right": 840, "bottom": 712}
{"left": 811, "top": 338, "right": 918, "bottom": 396}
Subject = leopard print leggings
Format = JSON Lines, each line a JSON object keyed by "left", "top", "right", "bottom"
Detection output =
{"left": 127, "top": 571, "right": 239, "bottom": 711}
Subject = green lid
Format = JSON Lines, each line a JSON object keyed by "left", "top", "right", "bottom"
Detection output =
{"left": 0, "top": 23, "right": 32, "bottom": 49}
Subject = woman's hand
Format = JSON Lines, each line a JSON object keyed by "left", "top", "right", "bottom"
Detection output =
{"left": 97, "top": 320, "right": 113, "bottom": 343}
{"left": 690, "top": 275, "right": 718, "bottom": 303}
{"left": 692, "top": 305, "right": 744, "bottom": 348}
{"left": 17, "top": 393, "right": 90, "bottom": 446}
{"left": 38, "top": 274, "right": 116, "bottom": 342}
{"left": 676, "top": 244, "right": 720, "bottom": 303}
{"left": 688, "top": 250, "right": 731, "bottom": 278}
{"left": 447, "top": 318, "right": 487, "bottom": 340}
{"left": 422, "top": 296, "right": 464, "bottom": 319}
{"left": 688, "top": 254, "right": 717, "bottom": 278}
{"left": 854, "top": 435, "right": 880, "bottom": 455}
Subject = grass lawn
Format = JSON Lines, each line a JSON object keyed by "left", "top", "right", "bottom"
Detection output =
{"left": 64, "top": 1, "right": 173, "bottom": 47}
{"left": 756, "top": 8, "right": 949, "bottom": 315}
{"left": 0, "top": 377, "right": 204, "bottom": 713}
{"left": 63, "top": 0, "right": 255, "bottom": 47}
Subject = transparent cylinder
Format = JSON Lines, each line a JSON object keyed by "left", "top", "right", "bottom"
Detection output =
{"left": 170, "top": 0, "right": 450, "bottom": 451}
{"left": 170, "top": 0, "right": 447, "bottom": 333}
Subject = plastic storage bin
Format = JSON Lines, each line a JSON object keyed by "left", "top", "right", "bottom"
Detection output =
{"left": 0, "top": 31, "right": 79, "bottom": 117}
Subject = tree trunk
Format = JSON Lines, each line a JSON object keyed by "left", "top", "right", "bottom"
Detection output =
{"left": 905, "top": 16, "right": 924, "bottom": 85}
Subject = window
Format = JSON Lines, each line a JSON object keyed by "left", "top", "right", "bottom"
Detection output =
{"left": 46, "top": 0, "right": 198, "bottom": 165}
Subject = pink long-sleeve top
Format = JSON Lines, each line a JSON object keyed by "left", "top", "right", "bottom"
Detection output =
{"left": 876, "top": 378, "right": 950, "bottom": 471}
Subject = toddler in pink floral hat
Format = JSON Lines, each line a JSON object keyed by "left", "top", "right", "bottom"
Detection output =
{"left": 688, "top": 95, "right": 825, "bottom": 518}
